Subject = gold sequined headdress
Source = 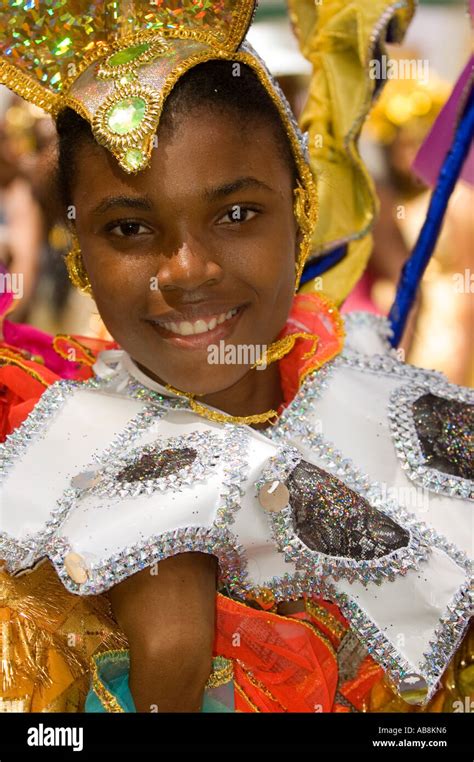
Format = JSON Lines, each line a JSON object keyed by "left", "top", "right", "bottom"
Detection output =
{"left": 0, "top": 0, "right": 415, "bottom": 425}
{"left": 0, "top": 0, "right": 416, "bottom": 301}
{"left": 0, "top": 0, "right": 323, "bottom": 294}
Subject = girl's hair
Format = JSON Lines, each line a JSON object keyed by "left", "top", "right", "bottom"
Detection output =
{"left": 55, "top": 60, "right": 299, "bottom": 211}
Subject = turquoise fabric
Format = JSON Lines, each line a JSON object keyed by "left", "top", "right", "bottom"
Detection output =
{"left": 85, "top": 651, "right": 234, "bottom": 713}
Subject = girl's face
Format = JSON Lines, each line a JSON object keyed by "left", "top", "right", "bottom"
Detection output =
{"left": 73, "top": 108, "right": 300, "bottom": 395}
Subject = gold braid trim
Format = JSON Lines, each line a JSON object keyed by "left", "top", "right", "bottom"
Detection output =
{"left": 0, "top": 354, "right": 50, "bottom": 387}
{"left": 0, "top": 61, "right": 60, "bottom": 114}
{"left": 164, "top": 385, "right": 280, "bottom": 426}
{"left": 90, "top": 649, "right": 129, "bottom": 713}
{"left": 251, "top": 331, "right": 319, "bottom": 369}
{"left": 52, "top": 335, "right": 97, "bottom": 367}
{"left": 236, "top": 659, "right": 287, "bottom": 711}
{"left": 0, "top": 0, "right": 256, "bottom": 115}
{"left": 304, "top": 599, "right": 347, "bottom": 644}
{"left": 234, "top": 679, "right": 260, "bottom": 712}
{"left": 206, "top": 656, "right": 234, "bottom": 689}
{"left": 90, "top": 650, "right": 234, "bottom": 711}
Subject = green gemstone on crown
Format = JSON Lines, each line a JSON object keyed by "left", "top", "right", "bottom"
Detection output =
{"left": 107, "top": 97, "right": 147, "bottom": 135}
{"left": 124, "top": 147, "right": 145, "bottom": 171}
{"left": 108, "top": 43, "right": 150, "bottom": 67}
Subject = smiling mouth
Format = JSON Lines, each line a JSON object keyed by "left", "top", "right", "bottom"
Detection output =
{"left": 146, "top": 304, "right": 248, "bottom": 348}
{"left": 151, "top": 306, "right": 240, "bottom": 336}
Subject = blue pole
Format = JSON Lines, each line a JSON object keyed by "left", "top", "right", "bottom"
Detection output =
{"left": 388, "top": 84, "right": 474, "bottom": 346}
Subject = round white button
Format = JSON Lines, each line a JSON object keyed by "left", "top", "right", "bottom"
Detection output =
{"left": 258, "top": 480, "right": 290, "bottom": 512}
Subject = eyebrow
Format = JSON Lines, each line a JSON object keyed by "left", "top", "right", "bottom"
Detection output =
{"left": 202, "top": 176, "right": 275, "bottom": 201}
{"left": 91, "top": 177, "right": 274, "bottom": 216}
{"left": 91, "top": 194, "right": 154, "bottom": 216}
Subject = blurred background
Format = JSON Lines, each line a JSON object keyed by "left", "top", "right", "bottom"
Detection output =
{"left": 0, "top": 0, "right": 472, "bottom": 385}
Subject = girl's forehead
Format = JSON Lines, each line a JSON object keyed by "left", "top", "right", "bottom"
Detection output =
{"left": 75, "top": 114, "right": 292, "bottom": 200}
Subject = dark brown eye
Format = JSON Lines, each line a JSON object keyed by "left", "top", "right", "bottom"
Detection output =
{"left": 107, "top": 220, "right": 151, "bottom": 237}
{"left": 217, "top": 206, "right": 258, "bottom": 225}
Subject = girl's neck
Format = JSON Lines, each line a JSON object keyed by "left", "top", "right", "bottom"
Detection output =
{"left": 133, "top": 358, "right": 284, "bottom": 430}
{"left": 200, "top": 361, "right": 284, "bottom": 430}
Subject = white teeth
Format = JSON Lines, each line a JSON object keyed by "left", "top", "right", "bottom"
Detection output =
{"left": 193, "top": 320, "right": 209, "bottom": 334}
{"left": 179, "top": 322, "right": 194, "bottom": 336}
{"left": 158, "top": 307, "right": 239, "bottom": 336}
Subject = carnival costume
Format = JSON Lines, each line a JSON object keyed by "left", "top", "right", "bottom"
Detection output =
{"left": 0, "top": 0, "right": 472, "bottom": 713}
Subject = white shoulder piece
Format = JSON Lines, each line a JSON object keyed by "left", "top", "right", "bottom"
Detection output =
{"left": 0, "top": 341, "right": 471, "bottom": 707}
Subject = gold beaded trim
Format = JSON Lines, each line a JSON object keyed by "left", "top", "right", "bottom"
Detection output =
{"left": 233, "top": 680, "right": 260, "bottom": 712}
{"left": 96, "top": 38, "right": 173, "bottom": 81}
{"left": 305, "top": 598, "right": 347, "bottom": 643}
{"left": 92, "top": 81, "right": 164, "bottom": 172}
{"left": 236, "top": 659, "right": 287, "bottom": 711}
{"left": 205, "top": 656, "right": 234, "bottom": 689}
{"left": 90, "top": 649, "right": 129, "bottom": 713}
{"left": 64, "top": 234, "right": 92, "bottom": 296}
{"left": 52, "top": 334, "right": 97, "bottom": 366}
{"left": 0, "top": 353, "right": 50, "bottom": 388}
{"left": 0, "top": 61, "right": 61, "bottom": 114}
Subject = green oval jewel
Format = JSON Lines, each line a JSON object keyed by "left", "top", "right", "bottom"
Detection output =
{"left": 107, "top": 97, "right": 147, "bottom": 135}
{"left": 108, "top": 43, "right": 150, "bottom": 67}
{"left": 124, "top": 147, "right": 145, "bottom": 171}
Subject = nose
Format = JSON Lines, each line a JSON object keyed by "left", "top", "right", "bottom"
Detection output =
{"left": 156, "top": 237, "right": 223, "bottom": 292}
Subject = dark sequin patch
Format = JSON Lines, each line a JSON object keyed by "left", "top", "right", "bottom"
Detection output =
{"left": 412, "top": 394, "right": 473, "bottom": 479}
{"left": 286, "top": 460, "right": 409, "bottom": 559}
{"left": 116, "top": 447, "right": 197, "bottom": 483}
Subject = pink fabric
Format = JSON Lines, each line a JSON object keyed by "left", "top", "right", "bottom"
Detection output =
{"left": 412, "top": 55, "right": 473, "bottom": 188}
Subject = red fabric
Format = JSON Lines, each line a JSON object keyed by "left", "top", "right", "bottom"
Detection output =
{"left": 214, "top": 593, "right": 338, "bottom": 712}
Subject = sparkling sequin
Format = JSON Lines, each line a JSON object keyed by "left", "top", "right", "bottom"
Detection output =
{"left": 412, "top": 394, "right": 473, "bottom": 480}
{"left": 82, "top": 430, "right": 221, "bottom": 500}
{"left": 116, "top": 446, "right": 196, "bottom": 483}
{"left": 286, "top": 460, "right": 410, "bottom": 559}
{"left": 256, "top": 447, "right": 431, "bottom": 586}
{"left": 1, "top": 0, "right": 253, "bottom": 94}
{"left": 388, "top": 384, "right": 474, "bottom": 500}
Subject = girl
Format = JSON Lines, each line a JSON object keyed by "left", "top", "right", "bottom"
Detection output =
{"left": 0, "top": 0, "right": 471, "bottom": 713}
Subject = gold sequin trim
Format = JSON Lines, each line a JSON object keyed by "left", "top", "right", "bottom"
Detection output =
{"left": 52, "top": 335, "right": 97, "bottom": 366}
{"left": 90, "top": 649, "right": 129, "bottom": 713}
{"left": 233, "top": 679, "right": 260, "bottom": 712}
{"left": 305, "top": 599, "right": 347, "bottom": 643}
{"left": 0, "top": 353, "right": 50, "bottom": 388}
{"left": 205, "top": 656, "right": 234, "bottom": 689}
{"left": 236, "top": 660, "right": 287, "bottom": 711}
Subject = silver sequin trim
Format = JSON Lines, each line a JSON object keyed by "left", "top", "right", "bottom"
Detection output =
{"left": 388, "top": 383, "right": 474, "bottom": 501}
